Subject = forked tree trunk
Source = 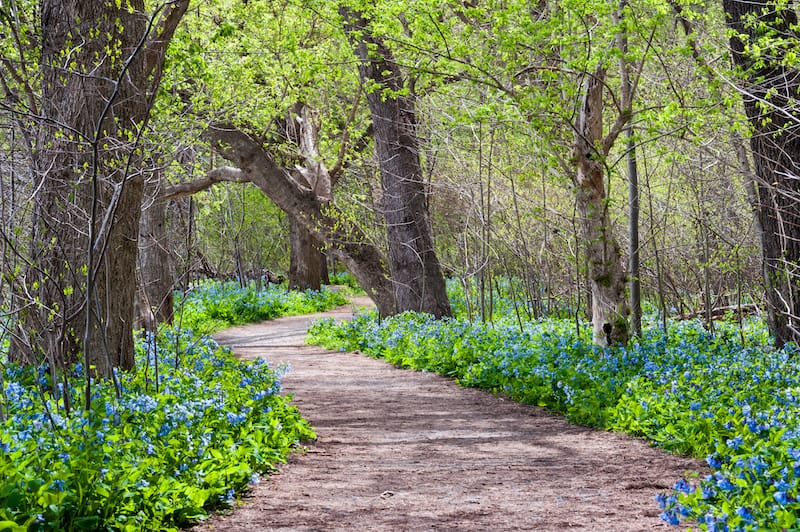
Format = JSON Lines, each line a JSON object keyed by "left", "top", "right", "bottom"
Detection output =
{"left": 724, "top": 0, "right": 800, "bottom": 348}
{"left": 183, "top": 126, "right": 398, "bottom": 315}
{"left": 573, "top": 67, "right": 629, "bottom": 346}
{"left": 14, "top": 1, "right": 186, "bottom": 376}
{"left": 343, "top": 8, "right": 452, "bottom": 318}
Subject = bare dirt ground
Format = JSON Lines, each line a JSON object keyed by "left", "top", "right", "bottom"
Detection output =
{"left": 193, "top": 298, "right": 702, "bottom": 531}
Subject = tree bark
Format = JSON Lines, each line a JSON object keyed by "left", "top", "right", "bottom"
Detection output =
{"left": 138, "top": 166, "right": 174, "bottom": 327}
{"left": 288, "top": 215, "right": 322, "bottom": 291}
{"left": 723, "top": 0, "right": 800, "bottom": 348}
{"left": 573, "top": 66, "right": 630, "bottom": 346}
{"left": 15, "top": 1, "right": 186, "bottom": 376}
{"left": 343, "top": 8, "right": 452, "bottom": 318}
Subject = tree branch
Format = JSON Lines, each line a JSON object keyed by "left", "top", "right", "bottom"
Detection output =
{"left": 162, "top": 166, "right": 249, "bottom": 200}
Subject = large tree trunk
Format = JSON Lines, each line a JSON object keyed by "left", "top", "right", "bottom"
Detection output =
{"left": 724, "top": 0, "right": 800, "bottom": 348}
{"left": 573, "top": 66, "right": 629, "bottom": 346}
{"left": 14, "top": 1, "right": 186, "bottom": 376}
{"left": 344, "top": 9, "right": 452, "bottom": 318}
{"left": 138, "top": 166, "right": 174, "bottom": 328}
{"left": 288, "top": 215, "right": 322, "bottom": 291}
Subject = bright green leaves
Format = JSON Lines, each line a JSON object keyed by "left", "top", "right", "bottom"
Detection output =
{"left": 162, "top": 0, "right": 361, "bottom": 130}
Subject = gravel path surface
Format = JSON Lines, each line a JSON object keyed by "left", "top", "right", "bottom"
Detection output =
{"left": 193, "top": 299, "right": 702, "bottom": 531}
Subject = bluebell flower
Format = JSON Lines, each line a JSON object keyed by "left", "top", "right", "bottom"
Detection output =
{"left": 673, "top": 479, "right": 692, "bottom": 494}
{"left": 773, "top": 491, "right": 788, "bottom": 505}
{"left": 735, "top": 506, "right": 754, "bottom": 523}
{"left": 660, "top": 509, "right": 680, "bottom": 526}
{"left": 773, "top": 479, "right": 790, "bottom": 492}
{"left": 715, "top": 475, "right": 734, "bottom": 491}
{"left": 726, "top": 436, "right": 744, "bottom": 450}
{"left": 655, "top": 493, "right": 667, "bottom": 508}
{"left": 226, "top": 412, "right": 247, "bottom": 426}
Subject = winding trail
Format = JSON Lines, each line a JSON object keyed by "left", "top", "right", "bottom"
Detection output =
{"left": 194, "top": 299, "right": 702, "bottom": 531}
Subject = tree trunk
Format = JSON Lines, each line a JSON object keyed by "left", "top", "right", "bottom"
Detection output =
{"left": 13, "top": 1, "right": 186, "bottom": 376}
{"left": 617, "top": 0, "right": 642, "bottom": 339}
{"left": 724, "top": 0, "right": 800, "bottom": 348}
{"left": 320, "top": 250, "right": 330, "bottom": 285}
{"left": 343, "top": 8, "right": 452, "bottom": 318}
{"left": 288, "top": 215, "right": 322, "bottom": 291}
{"left": 573, "top": 66, "right": 629, "bottom": 346}
{"left": 138, "top": 167, "right": 174, "bottom": 327}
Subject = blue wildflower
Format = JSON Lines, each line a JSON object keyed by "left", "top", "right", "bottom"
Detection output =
{"left": 660, "top": 509, "right": 680, "bottom": 526}
{"left": 673, "top": 478, "right": 692, "bottom": 494}
{"left": 735, "top": 506, "right": 754, "bottom": 524}
{"left": 655, "top": 493, "right": 668, "bottom": 508}
{"left": 726, "top": 436, "right": 744, "bottom": 450}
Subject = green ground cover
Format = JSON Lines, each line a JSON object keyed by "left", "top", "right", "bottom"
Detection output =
{"left": 0, "top": 282, "right": 347, "bottom": 531}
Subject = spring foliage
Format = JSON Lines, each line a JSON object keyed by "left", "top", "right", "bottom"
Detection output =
{"left": 176, "top": 281, "right": 348, "bottom": 334}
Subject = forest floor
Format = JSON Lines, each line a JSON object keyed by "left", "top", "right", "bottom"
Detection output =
{"left": 192, "top": 296, "right": 703, "bottom": 531}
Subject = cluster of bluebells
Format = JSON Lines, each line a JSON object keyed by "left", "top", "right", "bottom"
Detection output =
{"left": 309, "top": 308, "right": 800, "bottom": 530}
{"left": 0, "top": 324, "right": 314, "bottom": 531}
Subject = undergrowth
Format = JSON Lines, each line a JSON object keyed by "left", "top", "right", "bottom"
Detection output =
{"left": 175, "top": 280, "right": 348, "bottom": 334}
{"left": 0, "top": 282, "right": 340, "bottom": 530}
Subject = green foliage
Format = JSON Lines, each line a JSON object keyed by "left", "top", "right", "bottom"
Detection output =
{"left": 0, "top": 282, "right": 354, "bottom": 529}
{"left": 327, "top": 271, "right": 360, "bottom": 290}
{"left": 309, "top": 308, "right": 800, "bottom": 529}
{"left": 176, "top": 280, "right": 348, "bottom": 334}
{"left": 194, "top": 184, "right": 290, "bottom": 276}
{"left": 0, "top": 328, "right": 314, "bottom": 531}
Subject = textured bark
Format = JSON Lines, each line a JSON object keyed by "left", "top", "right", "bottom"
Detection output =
{"left": 202, "top": 126, "right": 397, "bottom": 315}
{"left": 723, "top": 0, "right": 800, "bottom": 348}
{"left": 285, "top": 104, "right": 328, "bottom": 290}
{"left": 14, "top": 1, "right": 187, "bottom": 375}
{"left": 288, "top": 216, "right": 322, "bottom": 291}
{"left": 138, "top": 169, "right": 174, "bottom": 327}
{"left": 344, "top": 9, "right": 452, "bottom": 318}
{"left": 573, "top": 67, "right": 630, "bottom": 346}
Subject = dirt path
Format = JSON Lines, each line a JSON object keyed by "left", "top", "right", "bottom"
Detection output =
{"left": 194, "top": 300, "right": 702, "bottom": 531}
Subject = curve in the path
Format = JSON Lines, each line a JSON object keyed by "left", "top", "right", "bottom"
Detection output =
{"left": 195, "top": 301, "right": 702, "bottom": 531}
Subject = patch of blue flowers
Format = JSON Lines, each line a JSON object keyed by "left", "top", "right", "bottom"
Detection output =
{"left": 308, "top": 310, "right": 799, "bottom": 530}
{"left": 0, "top": 324, "right": 314, "bottom": 531}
